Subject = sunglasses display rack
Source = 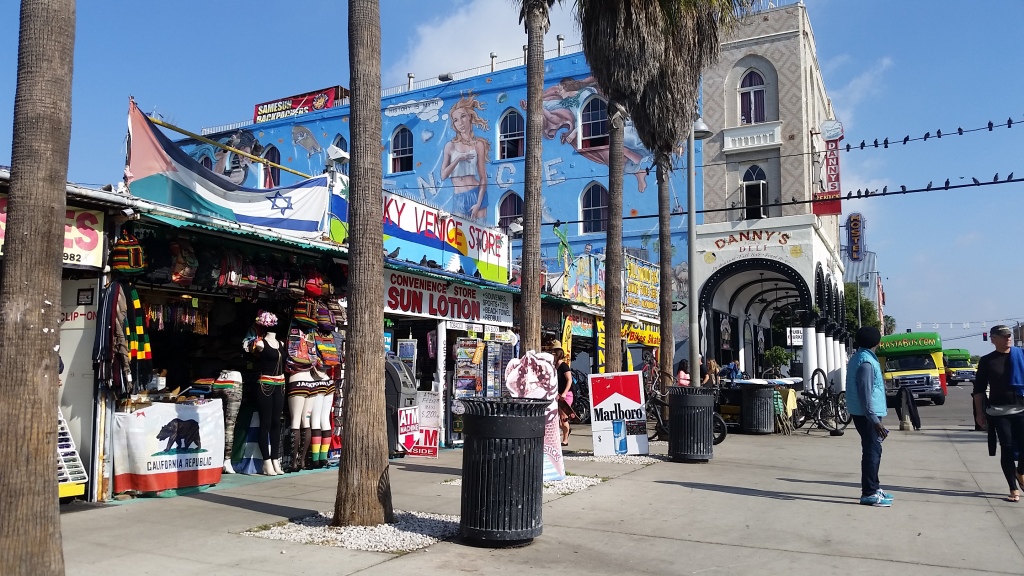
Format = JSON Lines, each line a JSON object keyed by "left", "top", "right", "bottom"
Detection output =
{"left": 57, "top": 407, "right": 88, "bottom": 498}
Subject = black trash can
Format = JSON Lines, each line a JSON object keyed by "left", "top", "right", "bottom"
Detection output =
{"left": 667, "top": 387, "right": 716, "bottom": 462}
{"left": 741, "top": 385, "right": 775, "bottom": 434}
{"left": 459, "top": 397, "right": 549, "bottom": 547}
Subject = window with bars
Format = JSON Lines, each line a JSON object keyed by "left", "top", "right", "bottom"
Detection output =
{"left": 739, "top": 71, "right": 766, "bottom": 125}
{"left": 581, "top": 183, "right": 609, "bottom": 233}
{"left": 390, "top": 126, "right": 413, "bottom": 173}
{"left": 743, "top": 165, "right": 768, "bottom": 220}
{"left": 497, "top": 192, "right": 524, "bottom": 234}
{"left": 498, "top": 110, "right": 525, "bottom": 159}
{"left": 581, "top": 98, "right": 609, "bottom": 149}
{"left": 332, "top": 134, "right": 349, "bottom": 175}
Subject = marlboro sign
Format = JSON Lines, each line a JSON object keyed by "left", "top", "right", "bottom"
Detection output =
{"left": 815, "top": 120, "right": 844, "bottom": 216}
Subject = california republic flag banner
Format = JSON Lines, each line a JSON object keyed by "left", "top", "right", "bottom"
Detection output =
{"left": 113, "top": 400, "right": 224, "bottom": 493}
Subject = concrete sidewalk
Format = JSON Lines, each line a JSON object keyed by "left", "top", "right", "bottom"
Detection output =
{"left": 61, "top": 387, "right": 1024, "bottom": 575}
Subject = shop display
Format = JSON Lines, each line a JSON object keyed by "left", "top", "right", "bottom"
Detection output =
{"left": 57, "top": 408, "right": 88, "bottom": 499}
{"left": 251, "top": 326, "right": 286, "bottom": 476}
{"left": 453, "top": 337, "right": 483, "bottom": 399}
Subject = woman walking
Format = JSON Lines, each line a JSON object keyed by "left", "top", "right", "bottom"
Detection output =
{"left": 550, "top": 340, "right": 574, "bottom": 446}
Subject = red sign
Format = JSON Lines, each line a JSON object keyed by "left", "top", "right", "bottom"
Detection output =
{"left": 253, "top": 87, "right": 338, "bottom": 124}
{"left": 408, "top": 427, "right": 439, "bottom": 458}
{"left": 398, "top": 407, "right": 420, "bottom": 452}
{"left": 590, "top": 372, "right": 644, "bottom": 410}
{"left": 814, "top": 120, "right": 844, "bottom": 216}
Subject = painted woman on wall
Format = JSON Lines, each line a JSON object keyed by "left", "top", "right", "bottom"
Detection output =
{"left": 440, "top": 93, "right": 490, "bottom": 221}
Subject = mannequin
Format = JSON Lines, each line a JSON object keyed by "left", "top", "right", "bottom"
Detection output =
{"left": 252, "top": 327, "right": 285, "bottom": 475}
{"left": 212, "top": 370, "right": 243, "bottom": 473}
{"left": 316, "top": 366, "right": 339, "bottom": 466}
{"left": 286, "top": 369, "right": 319, "bottom": 472}
{"left": 308, "top": 366, "right": 331, "bottom": 468}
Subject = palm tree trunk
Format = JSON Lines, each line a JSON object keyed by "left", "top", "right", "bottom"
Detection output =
{"left": 519, "top": 2, "right": 546, "bottom": 355}
{"left": 603, "top": 100, "right": 625, "bottom": 373}
{"left": 0, "top": 1, "right": 75, "bottom": 574}
{"left": 333, "top": 0, "right": 393, "bottom": 527}
{"left": 656, "top": 152, "right": 673, "bottom": 422}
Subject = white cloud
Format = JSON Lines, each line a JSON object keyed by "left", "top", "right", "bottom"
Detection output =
{"left": 829, "top": 57, "right": 893, "bottom": 130}
{"left": 384, "top": 0, "right": 581, "bottom": 89}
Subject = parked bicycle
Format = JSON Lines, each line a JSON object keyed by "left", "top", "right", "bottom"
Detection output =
{"left": 570, "top": 368, "right": 591, "bottom": 425}
{"left": 793, "top": 368, "right": 850, "bottom": 432}
{"left": 642, "top": 353, "right": 726, "bottom": 445}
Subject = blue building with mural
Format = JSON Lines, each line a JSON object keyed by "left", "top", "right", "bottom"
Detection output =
{"left": 180, "top": 45, "right": 706, "bottom": 345}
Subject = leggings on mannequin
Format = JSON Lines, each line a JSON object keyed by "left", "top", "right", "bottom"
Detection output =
{"left": 213, "top": 386, "right": 242, "bottom": 461}
{"left": 318, "top": 392, "right": 335, "bottom": 461}
{"left": 255, "top": 384, "right": 285, "bottom": 461}
{"left": 286, "top": 395, "right": 311, "bottom": 468}
{"left": 309, "top": 394, "right": 325, "bottom": 463}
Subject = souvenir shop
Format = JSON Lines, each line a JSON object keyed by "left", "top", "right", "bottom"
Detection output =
{"left": 92, "top": 215, "right": 348, "bottom": 500}
{"left": 382, "top": 267, "right": 517, "bottom": 449}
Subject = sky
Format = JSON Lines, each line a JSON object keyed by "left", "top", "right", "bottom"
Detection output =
{"left": 0, "top": 0, "right": 1021, "bottom": 356}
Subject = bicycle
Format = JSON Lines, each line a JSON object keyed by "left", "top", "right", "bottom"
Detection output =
{"left": 569, "top": 368, "right": 591, "bottom": 425}
{"left": 795, "top": 368, "right": 850, "bottom": 432}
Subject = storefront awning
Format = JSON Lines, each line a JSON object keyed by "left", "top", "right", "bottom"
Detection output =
{"left": 142, "top": 213, "right": 345, "bottom": 256}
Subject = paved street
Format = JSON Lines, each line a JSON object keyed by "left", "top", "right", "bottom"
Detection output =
{"left": 61, "top": 386, "right": 1024, "bottom": 575}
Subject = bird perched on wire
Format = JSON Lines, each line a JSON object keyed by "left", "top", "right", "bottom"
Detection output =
{"left": 883, "top": 137, "right": 889, "bottom": 148}
{"left": 873, "top": 139, "right": 879, "bottom": 148}
{"left": 926, "top": 181, "right": 933, "bottom": 190}
{"left": 900, "top": 185, "right": 907, "bottom": 192}
{"left": 1008, "top": 117, "right": 1014, "bottom": 129}
{"left": 936, "top": 129, "right": 942, "bottom": 138}
{"left": 944, "top": 179, "right": 950, "bottom": 190}
{"left": 860, "top": 140, "right": 866, "bottom": 149}
{"left": 1008, "top": 172, "right": 1014, "bottom": 181}
{"left": 903, "top": 135, "right": 910, "bottom": 145}
{"left": 994, "top": 173, "right": 1000, "bottom": 183}
{"left": 846, "top": 192, "right": 852, "bottom": 199}
{"left": 882, "top": 186, "right": 888, "bottom": 195}
{"left": 972, "top": 177, "right": 981, "bottom": 185}
{"left": 988, "top": 121, "right": 994, "bottom": 131}
{"left": 924, "top": 132, "right": 930, "bottom": 141}
{"left": 845, "top": 143, "right": 851, "bottom": 152}
{"left": 958, "top": 127, "right": 964, "bottom": 135}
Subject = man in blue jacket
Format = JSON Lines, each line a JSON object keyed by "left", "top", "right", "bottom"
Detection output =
{"left": 845, "top": 327, "right": 892, "bottom": 506}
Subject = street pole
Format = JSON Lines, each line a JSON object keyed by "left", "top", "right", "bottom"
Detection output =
{"left": 857, "top": 274, "right": 862, "bottom": 329}
{"left": 687, "top": 128, "right": 700, "bottom": 386}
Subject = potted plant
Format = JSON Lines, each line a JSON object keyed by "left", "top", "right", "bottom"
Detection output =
{"left": 763, "top": 346, "right": 793, "bottom": 377}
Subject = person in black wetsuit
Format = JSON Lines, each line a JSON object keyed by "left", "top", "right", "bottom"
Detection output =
{"left": 973, "top": 324, "right": 1024, "bottom": 502}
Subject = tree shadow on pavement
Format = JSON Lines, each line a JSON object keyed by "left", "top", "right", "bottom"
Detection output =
{"left": 185, "top": 491, "right": 318, "bottom": 520}
{"left": 391, "top": 462, "right": 463, "bottom": 476}
{"left": 655, "top": 480, "right": 856, "bottom": 505}
{"left": 777, "top": 477, "right": 988, "bottom": 499}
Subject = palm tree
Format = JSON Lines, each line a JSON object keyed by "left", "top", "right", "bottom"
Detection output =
{"left": 333, "top": 0, "right": 394, "bottom": 527}
{"left": 0, "top": 1, "right": 75, "bottom": 573}
{"left": 576, "top": 0, "right": 669, "bottom": 372}
{"left": 628, "top": 1, "right": 746, "bottom": 408}
{"left": 514, "top": 0, "right": 561, "bottom": 355}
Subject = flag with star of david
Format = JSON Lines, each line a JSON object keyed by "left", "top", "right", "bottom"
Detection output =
{"left": 124, "top": 100, "right": 329, "bottom": 240}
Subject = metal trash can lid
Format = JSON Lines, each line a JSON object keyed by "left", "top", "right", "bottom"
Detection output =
{"left": 458, "top": 397, "right": 551, "bottom": 418}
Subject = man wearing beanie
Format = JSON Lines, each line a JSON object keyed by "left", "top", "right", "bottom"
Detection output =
{"left": 845, "top": 326, "right": 892, "bottom": 506}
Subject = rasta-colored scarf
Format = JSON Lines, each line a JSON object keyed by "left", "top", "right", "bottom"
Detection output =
{"left": 126, "top": 287, "right": 151, "bottom": 361}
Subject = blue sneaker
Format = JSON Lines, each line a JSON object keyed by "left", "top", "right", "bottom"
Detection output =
{"left": 878, "top": 489, "right": 893, "bottom": 500}
{"left": 860, "top": 491, "right": 893, "bottom": 507}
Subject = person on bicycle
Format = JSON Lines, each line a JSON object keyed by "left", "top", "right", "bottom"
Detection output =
{"left": 845, "top": 327, "right": 892, "bottom": 507}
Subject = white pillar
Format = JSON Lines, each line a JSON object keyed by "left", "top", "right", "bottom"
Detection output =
{"left": 803, "top": 318, "right": 818, "bottom": 392}
{"left": 816, "top": 326, "right": 828, "bottom": 390}
{"left": 825, "top": 333, "right": 835, "bottom": 391}
{"left": 838, "top": 340, "right": 848, "bottom": 391}
{"left": 738, "top": 321, "right": 747, "bottom": 375}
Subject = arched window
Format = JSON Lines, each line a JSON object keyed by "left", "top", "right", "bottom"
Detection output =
{"left": 498, "top": 110, "right": 525, "bottom": 159}
{"left": 199, "top": 156, "right": 213, "bottom": 170}
{"left": 262, "top": 145, "right": 281, "bottom": 188}
{"left": 497, "top": 192, "right": 524, "bottom": 235}
{"left": 332, "top": 134, "right": 349, "bottom": 175}
{"left": 743, "top": 165, "right": 768, "bottom": 220}
{"left": 390, "top": 126, "right": 413, "bottom": 173}
{"left": 581, "top": 183, "right": 609, "bottom": 233}
{"left": 740, "top": 71, "right": 766, "bottom": 125}
{"left": 581, "top": 98, "right": 609, "bottom": 149}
